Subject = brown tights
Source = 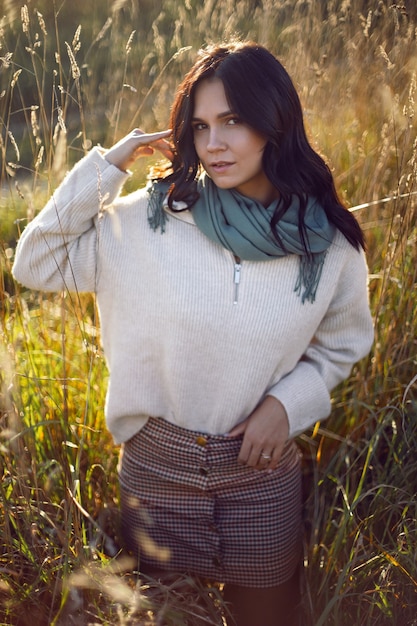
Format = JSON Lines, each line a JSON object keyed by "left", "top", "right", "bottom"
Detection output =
{"left": 223, "top": 571, "right": 300, "bottom": 626}
{"left": 140, "top": 565, "right": 300, "bottom": 626}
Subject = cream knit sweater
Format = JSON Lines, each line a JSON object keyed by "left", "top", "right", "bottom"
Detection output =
{"left": 13, "top": 148, "right": 374, "bottom": 444}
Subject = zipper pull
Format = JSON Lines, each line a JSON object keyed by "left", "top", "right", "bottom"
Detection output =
{"left": 233, "top": 261, "right": 241, "bottom": 305}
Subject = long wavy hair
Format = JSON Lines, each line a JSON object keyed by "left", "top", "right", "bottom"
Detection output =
{"left": 162, "top": 41, "right": 365, "bottom": 252}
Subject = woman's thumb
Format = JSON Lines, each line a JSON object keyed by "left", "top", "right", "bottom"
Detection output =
{"left": 227, "top": 418, "right": 248, "bottom": 437}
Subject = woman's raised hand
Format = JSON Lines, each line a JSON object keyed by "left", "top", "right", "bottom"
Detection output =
{"left": 105, "top": 128, "right": 173, "bottom": 172}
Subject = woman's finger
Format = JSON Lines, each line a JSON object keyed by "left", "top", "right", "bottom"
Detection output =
{"left": 105, "top": 129, "right": 172, "bottom": 170}
{"left": 152, "top": 139, "right": 174, "bottom": 162}
{"left": 131, "top": 130, "right": 173, "bottom": 162}
{"left": 131, "top": 128, "right": 172, "bottom": 144}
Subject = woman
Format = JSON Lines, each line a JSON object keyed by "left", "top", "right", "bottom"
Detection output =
{"left": 13, "top": 41, "right": 374, "bottom": 626}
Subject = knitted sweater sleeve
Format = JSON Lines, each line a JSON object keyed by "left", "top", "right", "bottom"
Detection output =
{"left": 268, "top": 244, "right": 374, "bottom": 438}
{"left": 12, "top": 148, "right": 129, "bottom": 293}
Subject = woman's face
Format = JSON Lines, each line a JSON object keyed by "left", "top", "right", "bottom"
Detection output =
{"left": 191, "top": 78, "right": 278, "bottom": 206}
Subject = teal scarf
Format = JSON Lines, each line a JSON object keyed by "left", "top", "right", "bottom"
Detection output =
{"left": 147, "top": 174, "right": 335, "bottom": 303}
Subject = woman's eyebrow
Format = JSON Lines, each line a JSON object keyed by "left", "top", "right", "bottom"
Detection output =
{"left": 191, "top": 110, "right": 235, "bottom": 122}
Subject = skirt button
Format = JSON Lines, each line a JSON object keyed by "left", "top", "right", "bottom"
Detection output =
{"left": 196, "top": 435, "right": 208, "bottom": 447}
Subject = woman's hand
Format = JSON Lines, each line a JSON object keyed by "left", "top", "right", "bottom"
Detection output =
{"left": 228, "top": 396, "right": 290, "bottom": 471}
{"left": 105, "top": 128, "right": 173, "bottom": 172}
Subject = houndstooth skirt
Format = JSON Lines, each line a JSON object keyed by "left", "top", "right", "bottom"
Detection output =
{"left": 118, "top": 417, "right": 302, "bottom": 588}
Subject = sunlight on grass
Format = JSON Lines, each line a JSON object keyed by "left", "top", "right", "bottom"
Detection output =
{"left": 1, "top": 1, "right": 417, "bottom": 624}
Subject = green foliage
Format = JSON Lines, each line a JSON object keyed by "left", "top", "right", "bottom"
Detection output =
{"left": 1, "top": 1, "right": 417, "bottom": 624}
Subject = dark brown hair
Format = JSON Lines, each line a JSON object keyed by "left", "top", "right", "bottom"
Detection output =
{"left": 162, "top": 41, "right": 365, "bottom": 251}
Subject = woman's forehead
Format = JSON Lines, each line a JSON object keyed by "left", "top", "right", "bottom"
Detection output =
{"left": 193, "top": 78, "right": 231, "bottom": 118}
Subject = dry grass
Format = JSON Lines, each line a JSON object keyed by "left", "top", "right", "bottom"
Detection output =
{"left": 1, "top": 1, "right": 417, "bottom": 624}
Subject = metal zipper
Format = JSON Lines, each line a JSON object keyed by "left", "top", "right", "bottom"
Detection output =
{"left": 233, "top": 257, "right": 242, "bottom": 305}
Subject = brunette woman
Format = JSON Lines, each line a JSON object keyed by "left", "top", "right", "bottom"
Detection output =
{"left": 13, "top": 41, "right": 374, "bottom": 626}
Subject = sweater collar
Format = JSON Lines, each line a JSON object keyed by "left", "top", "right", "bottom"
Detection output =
{"left": 163, "top": 198, "right": 196, "bottom": 225}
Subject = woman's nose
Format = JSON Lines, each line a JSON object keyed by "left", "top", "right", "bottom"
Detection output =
{"left": 207, "top": 128, "right": 226, "bottom": 152}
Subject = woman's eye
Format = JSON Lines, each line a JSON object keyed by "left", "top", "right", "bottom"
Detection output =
{"left": 227, "top": 117, "right": 240, "bottom": 125}
{"left": 192, "top": 123, "right": 207, "bottom": 131}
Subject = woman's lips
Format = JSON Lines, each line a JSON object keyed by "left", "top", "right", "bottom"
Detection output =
{"left": 210, "top": 161, "right": 234, "bottom": 173}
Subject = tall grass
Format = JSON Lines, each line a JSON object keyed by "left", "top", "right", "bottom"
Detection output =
{"left": 1, "top": 1, "right": 417, "bottom": 624}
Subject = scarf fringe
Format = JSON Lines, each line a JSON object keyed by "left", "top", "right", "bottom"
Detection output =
{"left": 295, "top": 251, "right": 327, "bottom": 304}
{"left": 147, "top": 183, "right": 169, "bottom": 233}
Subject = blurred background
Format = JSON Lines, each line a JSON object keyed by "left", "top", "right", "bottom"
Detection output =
{"left": 1, "top": 1, "right": 417, "bottom": 625}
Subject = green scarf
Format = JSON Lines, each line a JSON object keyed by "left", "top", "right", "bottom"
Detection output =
{"left": 147, "top": 174, "right": 335, "bottom": 303}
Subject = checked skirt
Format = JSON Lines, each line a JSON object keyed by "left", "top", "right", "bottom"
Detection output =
{"left": 119, "top": 417, "right": 302, "bottom": 587}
